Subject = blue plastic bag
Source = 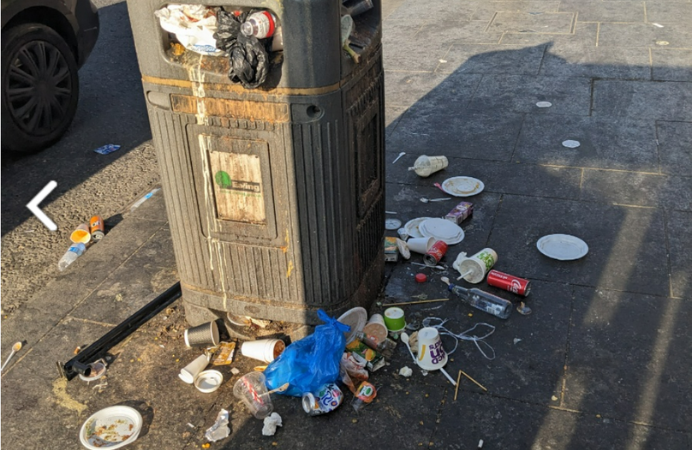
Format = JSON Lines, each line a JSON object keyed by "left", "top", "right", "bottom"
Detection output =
{"left": 264, "top": 310, "right": 350, "bottom": 397}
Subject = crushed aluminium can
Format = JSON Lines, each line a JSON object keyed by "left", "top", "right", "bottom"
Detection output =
{"left": 487, "top": 270, "right": 531, "bottom": 296}
{"left": 302, "top": 383, "right": 343, "bottom": 416}
{"left": 424, "top": 240, "right": 448, "bottom": 266}
{"left": 89, "top": 215, "right": 105, "bottom": 242}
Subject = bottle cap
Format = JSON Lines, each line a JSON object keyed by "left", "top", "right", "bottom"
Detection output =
{"left": 415, "top": 273, "right": 427, "bottom": 283}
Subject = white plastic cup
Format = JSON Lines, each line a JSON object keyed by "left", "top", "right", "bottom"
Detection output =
{"left": 70, "top": 223, "right": 91, "bottom": 244}
{"left": 407, "top": 236, "right": 435, "bottom": 254}
{"left": 416, "top": 327, "right": 448, "bottom": 370}
{"left": 241, "top": 339, "right": 286, "bottom": 363}
{"left": 179, "top": 353, "right": 210, "bottom": 384}
{"left": 362, "top": 314, "right": 388, "bottom": 345}
{"left": 408, "top": 155, "right": 449, "bottom": 177}
{"left": 233, "top": 372, "right": 273, "bottom": 419}
{"left": 453, "top": 248, "right": 498, "bottom": 284}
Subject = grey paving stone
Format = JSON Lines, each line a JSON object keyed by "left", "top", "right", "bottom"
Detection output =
{"left": 593, "top": 80, "right": 692, "bottom": 121}
{"left": 416, "top": 20, "right": 504, "bottom": 46}
{"left": 580, "top": 170, "right": 692, "bottom": 211}
{"left": 69, "top": 225, "right": 177, "bottom": 324}
{"left": 652, "top": 49, "right": 692, "bottom": 81}
{"left": 646, "top": 3, "right": 692, "bottom": 24}
{"left": 487, "top": 195, "right": 670, "bottom": 296}
{"left": 439, "top": 43, "right": 547, "bottom": 75}
{"left": 500, "top": 21, "right": 598, "bottom": 46}
{"left": 488, "top": 11, "right": 576, "bottom": 34}
{"left": 433, "top": 392, "right": 691, "bottom": 450}
{"left": 667, "top": 209, "right": 692, "bottom": 298}
{"left": 515, "top": 116, "right": 659, "bottom": 171}
{"left": 472, "top": 1, "right": 561, "bottom": 21}
{"left": 598, "top": 22, "right": 692, "bottom": 48}
{"left": 385, "top": 105, "right": 408, "bottom": 137}
{"left": 386, "top": 154, "right": 583, "bottom": 200}
{"left": 384, "top": 71, "right": 482, "bottom": 108}
{"left": 469, "top": 75, "right": 592, "bottom": 116}
{"left": 387, "top": 109, "right": 525, "bottom": 161}
{"left": 385, "top": 0, "right": 477, "bottom": 22}
{"left": 559, "top": 0, "right": 645, "bottom": 22}
{"left": 658, "top": 120, "right": 692, "bottom": 176}
{"left": 383, "top": 36, "right": 452, "bottom": 72}
{"left": 540, "top": 47, "right": 651, "bottom": 80}
{"left": 565, "top": 288, "right": 692, "bottom": 430}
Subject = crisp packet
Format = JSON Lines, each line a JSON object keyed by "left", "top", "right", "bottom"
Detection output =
{"left": 211, "top": 341, "right": 237, "bottom": 366}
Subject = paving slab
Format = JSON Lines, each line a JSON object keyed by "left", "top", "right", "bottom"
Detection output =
{"left": 592, "top": 80, "right": 692, "bottom": 121}
{"left": 666, "top": 209, "right": 692, "bottom": 299}
{"left": 386, "top": 154, "right": 583, "bottom": 200}
{"left": 385, "top": 105, "right": 408, "bottom": 137}
{"left": 468, "top": 75, "right": 592, "bottom": 116}
{"left": 539, "top": 46, "right": 651, "bottom": 80}
{"left": 387, "top": 109, "right": 525, "bottom": 161}
{"left": 657, "top": 120, "right": 692, "bottom": 176}
{"left": 384, "top": 71, "right": 482, "bottom": 109}
{"left": 559, "top": 0, "right": 646, "bottom": 22}
{"left": 514, "top": 115, "right": 659, "bottom": 171}
{"left": 471, "top": 1, "right": 561, "bottom": 22}
{"left": 652, "top": 49, "right": 692, "bottom": 81}
{"left": 598, "top": 22, "right": 692, "bottom": 48}
{"left": 383, "top": 37, "right": 452, "bottom": 72}
{"left": 645, "top": 3, "right": 692, "bottom": 24}
{"left": 580, "top": 170, "right": 692, "bottom": 211}
{"left": 487, "top": 195, "right": 670, "bottom": 296}
{"left": 417, "top": 20, "right": 504, "bottom": 47}
{"left": 500, "top": 21, "right": 597, "bottom": 46}
{"left": 487, "top": 11, "right": 576, "bottom": 34}
{"left": 565, "top": 288, "right": 692, "bottom": 431}
{"left": 439, "top": 43, "right": 547, "bottom": 75}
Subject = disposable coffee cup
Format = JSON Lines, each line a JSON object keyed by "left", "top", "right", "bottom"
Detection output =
{"left": 70, "top": 223, "right": 91, "bottom": 244}
{"left": 416, "top": 327, "right": 448, "bottom": 370}
{"left": 184, "top": 321, "right": 220, "bottom": 348}
{"left": 407, "top": 236, "right": 435, "bottom": 254}
{"left": 453, "top": 248, "right": 498, "bottom": 284}
{"left": 362, "top": 314, "right": 388, "bottom": 345}
{"left": 179, "top": 353, "right": 210, "bottom": 384}
{"left": 233, "top": 372, "right": 273, "bottom": 419}
{"left": 408, "top": 155, "right": 449, "bottom": 178}
{"left": 241, "top": 339, "right": 286, "bottom": 363}
{"left": 383, "top": 307, "right": 406, "bottom": 332}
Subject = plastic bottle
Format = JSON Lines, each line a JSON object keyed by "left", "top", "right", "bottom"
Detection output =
{"left": 241, "top": 11, "right": 277, "bottom": 39}
{"left": 58, "top": 243, "right": 86, "bottom": 271}
{"left": 408, "top": 155, "right": 449, "bottom": 177}
{"left": 443, "top": 277, "right": 512, "bottom": 319}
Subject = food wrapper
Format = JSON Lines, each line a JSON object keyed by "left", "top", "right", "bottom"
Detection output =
{"left": 211, "top": 341, "right": 236, "bottom": 366}
{"left": 384, "top": 237, "right": 399, "bottom": 262}
{"left": 345, "top": 339, "right": 385, "bottom": 372}
{"left": 445, "top": 201, "right": 473, "bottom": 225}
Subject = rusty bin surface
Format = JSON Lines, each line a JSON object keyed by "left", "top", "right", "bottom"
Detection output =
{"left": 126, "top": 0, "right": 385, "bottom": 327}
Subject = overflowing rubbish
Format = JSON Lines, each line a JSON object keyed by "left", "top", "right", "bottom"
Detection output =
{"left": 1, "top": 341, "right": 22, "bottom": 372}
{"left": 345, "top": 339, "right": 385, "bottom": 371}
{"left": 93, "top": 144, "right": 121, "bottom": 155}
{"left": 439, "top": 176, "right": 485, "bottom": 197}
{"left": 537, "top": 234, "right": 588, "bottom": 260}
{"left": 262, "top": 412, "right": 283, "bottom": 436}
{"left": 442, "top": 276, "right": 512, "bottom": 319}
{"left": 337, "top": 307, "right": 368, "bottom": 344}
{"left": 58, "top": 243, "right": 86, "bottom": 271}
{"left": 561, "top": 140, "right": 581, "bottom": 148}
{"left": 409, "top": 155, "right": 448, "bottom": 177}
{"left": 205, "top": 409, "right": 230, "bottom": 442}
{"left": 241, "top": 11, "right": 277, "bottom": 38}
{"left": 80, "top": 405, "right": 143, "bottom": 449}
{"left": 340, "top": 15, "right": 360, "bottom": 63}
{"left": 302, "top": 383, "right": 344, "bottom": 415}
{"left": 399, "top": 333, "right": 417, "bottom": 363}
{"left": 184, "top": 321, "right": 220, "bottom": 348}
{"left": 156, "top": 5, "right": 222, "bottom": 55}
{"left": 241, "top": 339, "right": 285, "bottom": 363}
{"left": 344, "top": 0, "right": 374, "bottom": 17}
{"left": 453, "top": 248, "right": 498, "bottom": 283}
{"left": 487, "top": 270, "right": 531, "bottom": 296}
{"left": 362, "top": 314, "right": 388, "bottom": 347}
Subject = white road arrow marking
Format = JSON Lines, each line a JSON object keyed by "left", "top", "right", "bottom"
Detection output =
{"left": 26, "top": 180, "right": 58, "bottom": 231}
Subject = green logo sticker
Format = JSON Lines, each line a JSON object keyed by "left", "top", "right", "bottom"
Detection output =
{"left": 214, "top": 171, "right": 261, "bottom": 194}
{"left": 215, "top": 171, "right": 232, "bottom": 189}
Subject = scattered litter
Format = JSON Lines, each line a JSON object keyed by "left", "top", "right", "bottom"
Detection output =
{"left": 93, "top": 144, "right": 121, "bottom": 155}
{"left": 454, "top": 370, "right": 462, "bottom": 400}
{"left": 537, "top": 234, "right": 588, "bottom": 260}
{"left": 453, "top": 248, "right": 498, "bottom": 283}
{"left": 155, "top": 5, "right": 222, "bottom": 55}
{"left": 262, "top": 413, "right": 283, "bottom": 436}
{"left": 487, "top": 270, "right": 531, "bottom": 296}
{"left": 415, "top": 273, "right": 428, "bottom": 283}
{"left": 517, "top": 302, "right": 533, "bottom": 316}
{"left": 459, "top": 369, "right": 487, "bottom": 392}
{"left": 656, "top": 40, "right": 669, "bottom": 45}
{"left": 513, "top": 338, "right": 522, "bottom": 345}
{"left": 439, "top": 59, "right": 447, "bottom": 63}
{"left": 211, "top": 341, "right": 237, "bottom": 365}
{"left": 89, "top": 216, "right": 105, "bottom": 242}
{"left": 80, "top": 405, "right": 143, "bottom": 449}
{"left": 78, "top": 359, "right": 107, "bottom": 382}
{"left": 231, "top": 368, "right": 241, "bottom": 375}
{"left": 422, "top": 315, "right": 497, "bottom": 359}
{"left": 205, "top": 409, "right": 231, "bottom": 442}
{"left": 92, "top": 379, "right": 108, "bottom": 392}
{"left": 420, "top": 197, "right": 451, "bottom": 203}
{"left": 440, "top": 176, "right": 485, "bottom": 197}
{"left": 241, "top": 339, "right": 285, "bottom": 363}
{"left": 536, "top": 101, "right": 552, "bottom": 108}
{"left": 385, "top": 218, "right": 402, "bottom": 230}
{"left": 58, "top": 243, "right": 86, "bottom": 271}
{"left": 234, "top": 372, "right": 274, "bottom": 418}
{"left": 341, "top": 15, "right": 360, "bottom": 63}
{"left": 385, "top": 211, "right": 398, "bottom": 214}
{"left": 562, "top": 140, "right": 581, "bottom": 148}
{"left": 130, "top": 188, "right": 161, "bottom": 212}
{"left": 478, "top": 439, "right": 485, "bottom": 449}
{"left": 443, "top": 276, "right": 512, "bottom": 320}
{"left": 352, "top": 381, "right": 377, "bottom": 412}
{"left": 551, "top": 395, "right": 559, "bottom": 401}
{"left": 70, "top": 223, "right": 91, "bottom": 244}
{"left": 399, "top": 366, "right": 413, "bottom": 377}
{"left": 410, "top": 262, "right": 446, "bottom": 271}
{"left": 392, "top": 152, "right": 406, "bottom": 164}
{"left": 445, "top": 201, "right": 473, "bottom": 225}
{"left": 404, "top": 217, "right": 432, "bottom": 239}
{"left": 1, "top": 341, "right": 22, "bottom": 372}
{"left": 419, "top": 218, "right": 464, "bottom": 245}
{"left": 652, "top": 23, "right": 664, "bottom": 28}
{"left": 302, "top": 383, "right": 344, "bottom": 415}
{"left": 194, "top": 370, "right": 223, "bottom": 393}
{"left": 187, "top": 423, "right": 196, "bottom": 429}
{"left": 408, "top": 155, "right": 448, "bottom": 177}
{"left": 415, "top": 327, "right": 457, "bottom": 386}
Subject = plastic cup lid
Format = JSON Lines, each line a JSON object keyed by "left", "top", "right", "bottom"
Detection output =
{"left": 194, "top": 370, "right": 224, "bottom": 393}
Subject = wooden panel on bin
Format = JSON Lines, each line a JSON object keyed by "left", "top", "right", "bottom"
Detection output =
{"left": 171, "top": 94, "right": 290, "bottom": 123}
{"left": 209, "top": 137, "right": 267, "bottom": 224}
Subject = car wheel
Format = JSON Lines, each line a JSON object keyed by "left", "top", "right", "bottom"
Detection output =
{"left": 1, "top": 23, "right": 79, "bottom": 154}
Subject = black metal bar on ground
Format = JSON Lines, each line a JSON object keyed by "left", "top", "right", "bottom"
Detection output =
{"left": 60, "top": 282, "right": 182, "bottom": 380}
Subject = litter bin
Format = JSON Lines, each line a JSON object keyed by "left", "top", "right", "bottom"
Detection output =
{"left": 126, "top": 0, "right": 385, "bottom": 331}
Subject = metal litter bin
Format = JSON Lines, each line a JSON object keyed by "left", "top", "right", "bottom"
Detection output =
{"left": 126, "top": 0, "right": 385, "bottom": 331}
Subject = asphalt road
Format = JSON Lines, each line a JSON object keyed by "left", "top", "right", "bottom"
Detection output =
{"left": 1, "top": 0, "right": 161, "bottom": 315}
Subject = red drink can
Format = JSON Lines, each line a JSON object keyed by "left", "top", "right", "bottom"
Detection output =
{"left": 487, "top": 270, "right": 531, "bottom": 296}
{"left": 424, "top": 241, "right": 448, "bottom": 266}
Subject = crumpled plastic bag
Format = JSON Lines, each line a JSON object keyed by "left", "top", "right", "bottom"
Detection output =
{"left": 214, "top": 9, "right": 269, "bottom": 89}
{"left": 262, "top": 412, "right": 282, "bottom": 436}
{"left": 340, "top": 352, "right": 369, "bottom": 394}
{"left": 264, "top": 310, "right": 350, "bottom": 397}
{"left": 204, "top": 409, "right": 230, "bottom": 442}
{"left": 155, "top": 4, "right": 223, "bottom": 56}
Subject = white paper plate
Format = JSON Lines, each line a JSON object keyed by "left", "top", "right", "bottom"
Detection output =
{"left": 404, "top": 217, "right": 432, "bottom": 239}
{"left": 80, "top": 406, "right": 143, "bottom": 449}
{"left": 419, "top": 218, "right": 465, "bottom": 245}
{"left": 337, "top": 307, "right": 368, "bottom": 344}
{"left": 385, "top": 218, "right": 402, "bottom": 230}
{"left": 441, "top": 177, "right": 485, "bottom": 197}
{"left": 537, "top": 234, "right": 588, "bottom": 261}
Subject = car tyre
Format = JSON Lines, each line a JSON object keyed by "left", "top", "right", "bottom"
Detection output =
{"left": 1, "top": 23, "right": 79, "bottom": 154}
